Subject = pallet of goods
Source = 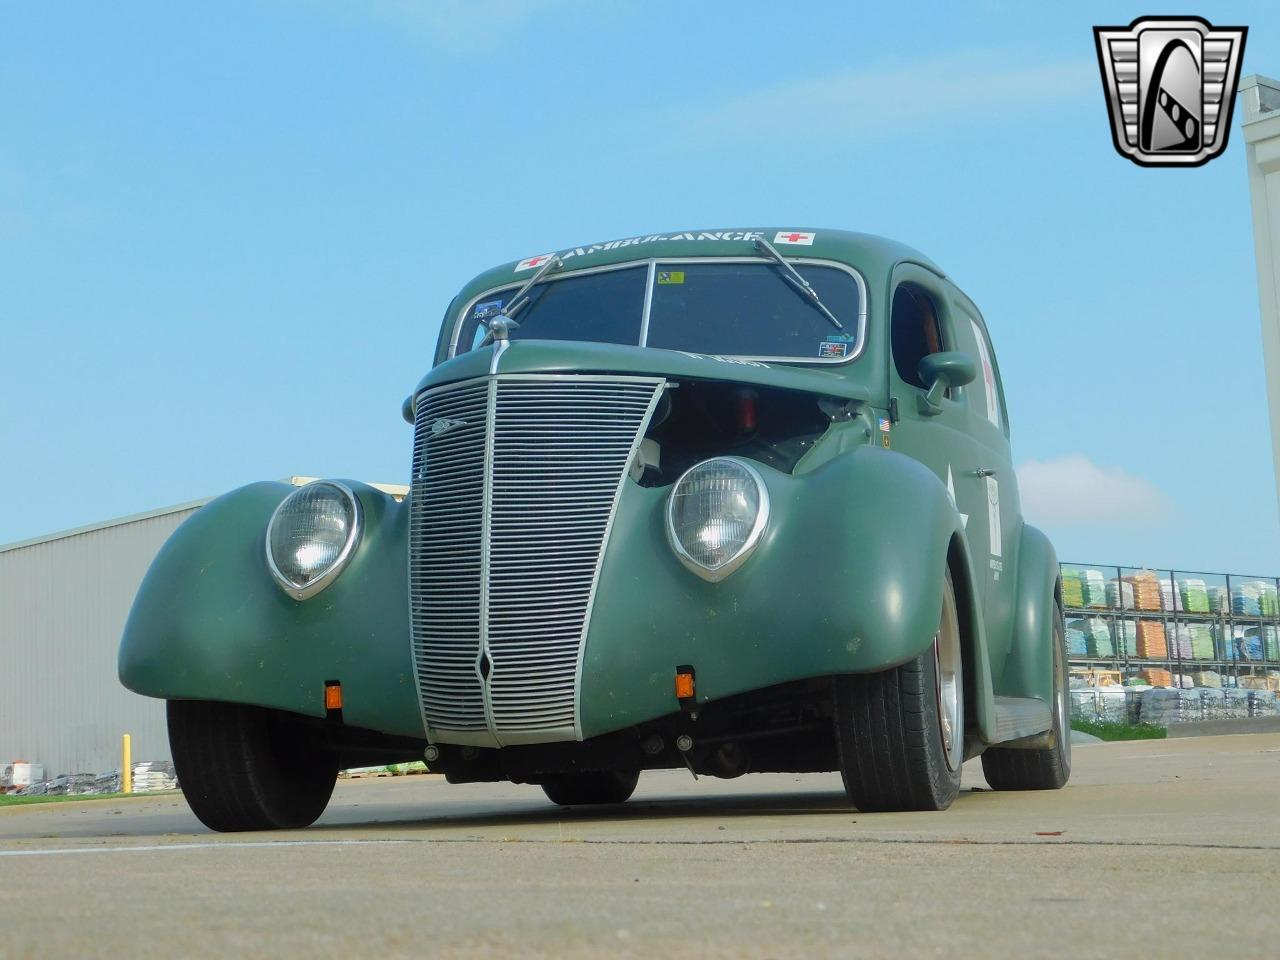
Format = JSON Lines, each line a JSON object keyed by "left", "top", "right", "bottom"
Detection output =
{"left": 1125, "top": 571, "right": 1163, "bottom": 611}
{"left": 1135, "top": 620, "right": 1168, "bottom": 659}
{"left": 1177, "top": 578, "right": 1211, "bottom": 614}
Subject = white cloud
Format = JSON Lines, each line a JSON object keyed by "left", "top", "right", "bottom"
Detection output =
{"left": 1017, "top": 455, "right": 1171, "bottom": 528}
{"left": 691, "top": 51, "right": 1096, "bottom": 143}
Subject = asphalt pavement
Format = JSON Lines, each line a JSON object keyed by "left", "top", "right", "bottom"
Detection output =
{"left": 3, "top": 734, "right": 1279, "bottom": 959}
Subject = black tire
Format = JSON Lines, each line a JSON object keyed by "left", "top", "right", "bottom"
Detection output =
{"left": 981, "top": 604, "right": 1072, "bottom": 791}
{"left": 834, "top": 571, "right": 964, "bottom": 812}
{"left": 541, "top": 770, "right": 639, "bottom": 806}
{"left": 167, "top": 699, "right": 339, "bottom": 832}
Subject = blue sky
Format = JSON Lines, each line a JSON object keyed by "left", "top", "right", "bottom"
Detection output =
{"left": 3, "top": 1, "right": 1279, "bottom": 576}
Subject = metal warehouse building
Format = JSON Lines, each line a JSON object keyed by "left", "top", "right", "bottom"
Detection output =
{"left": 0, "top": 479, "right": 405, "bottom": 779}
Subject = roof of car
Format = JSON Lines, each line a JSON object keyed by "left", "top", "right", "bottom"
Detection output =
{"left": 453, "top": 228, "right": 944, "bottom": 306}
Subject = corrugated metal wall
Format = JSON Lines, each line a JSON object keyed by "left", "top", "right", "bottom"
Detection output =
{"left": 0, "top": 506, "right": 203, "bottom": 776}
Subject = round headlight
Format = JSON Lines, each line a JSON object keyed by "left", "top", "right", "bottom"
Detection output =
{"left": 666, "top": 458, "right": 769, "bottom": 582}
{"left": 265, "top": 481, "right": 362, "bottom": 600}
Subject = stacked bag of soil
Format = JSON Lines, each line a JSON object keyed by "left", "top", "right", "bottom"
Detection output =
{"left": 1232, "top": 582, "right": 1264, "bottom": 617}
{"left": 1136, "top": 620, "right": 1168, "bottom": 659}
{"left": 1066, "top": 622, "right": 1087, "bottom": 656}
{"left": 1061, "top": 570, "right": 1085, "bottom": 609}
{"left": 1188, "top": 623, "right": 1215, "bottom": 660}
{"left": 1107, "top": 579, "right": 1135, "bottom": 610}
{"left": 1080, "top": 569, "right": 1108, "bottom": 608}
{"left": 1126, "top": 571, "right": 1163, "bottom": 611}
{"left": 1208, "top": 585, "right": 1229, "bottom": 614}
{"left": 1116, "top": 619, "right": 1138, "bottom": 656}
{"left": 1167, "top": 624, "right": 1193, "bottom": 660}
{"left": 1177, "top": 578, "right": 1211, "bottom": 614}
{"left": 1068, "top": 617, "right": 1114, "bottom": 657}
{"left": 1237, "top": 629, "right": 1265, "bottom": 661}
{"left": 1262, "top": 583, "right": 1280, "bottom": 618}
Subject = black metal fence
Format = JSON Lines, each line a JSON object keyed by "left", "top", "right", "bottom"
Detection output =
{"left": 1060, "top": 563, "right": 1280, "bottom": 692}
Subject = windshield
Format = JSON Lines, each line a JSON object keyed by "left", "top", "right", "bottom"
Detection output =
{"left": 454, "top": 260, "right": 863, "bottom": 362}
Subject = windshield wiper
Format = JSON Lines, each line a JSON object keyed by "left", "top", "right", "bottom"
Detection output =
{"left": 753, "top": 236, "right": 843, "bottom": 331}
{"left": 480, "top": 254, "right": 563, "bottom": 345}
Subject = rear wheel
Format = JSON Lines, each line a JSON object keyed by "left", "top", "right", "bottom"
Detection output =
{"left": 541, "top": 770, "right": 639, "bottom": 806}
{"left": 168, "top": 699, "right": 339, "bottom": 832}
{"left": 834, "top": 570, "right": 964, "bottom": 812}
{"left": 981, "top": 603, "right": 1072, "bottom": 790}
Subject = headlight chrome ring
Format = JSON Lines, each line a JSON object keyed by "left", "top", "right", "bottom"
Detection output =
{"left": 265, "top": 480, "right": 363, "bottom": 600}
{"left": 666, "top": 457, "right": 769, "bottom": 582}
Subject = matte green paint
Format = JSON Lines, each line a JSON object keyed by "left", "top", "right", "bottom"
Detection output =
{"left": 578, "top": 447, "right": 971, "bottom": 738}
{"left": 119, "top": 227, "right": 1056, "bottom": 750}
{"left": 1002, "top": 525, "right": 1061, "bottom": 705}
{"left": 118, "top": 481, "right": 424, "bottom": 739}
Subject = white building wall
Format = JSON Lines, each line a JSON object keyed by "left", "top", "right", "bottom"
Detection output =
{"left": 1240, "top": 74, "right": 1280, "bottom": 521}
{"left": 0, "top": 504, "right": 205, "bottom": 777}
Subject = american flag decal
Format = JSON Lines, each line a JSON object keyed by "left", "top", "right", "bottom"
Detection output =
{"left": 879, "top": 418, "right": 891, "bottom": 432}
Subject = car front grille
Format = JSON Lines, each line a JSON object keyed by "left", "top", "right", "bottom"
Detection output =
{"left": 409, "top": 374, "right": 665, "bottom": 746}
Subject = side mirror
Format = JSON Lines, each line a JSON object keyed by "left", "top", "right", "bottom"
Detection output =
{"left": 917, "top": 351, "right": 977, "bottom": 416}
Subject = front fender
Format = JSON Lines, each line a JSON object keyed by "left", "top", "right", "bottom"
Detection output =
{"left": 578, "top": 447, "right": 979, "bottom": 737}
{"left": 118, "top": 481, "right": 423, "bottom": 739}
{"left": 1000, "top": 524, "right": 1060, "bottom": 704}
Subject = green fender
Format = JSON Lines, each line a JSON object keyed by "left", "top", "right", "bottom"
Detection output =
{"left": 577, "top": 446, "right": 997, "bottom": 740}
{"left": 998, "top": 523, "right": 1060, "bottom": 705}
{"left": 118, "top": 481, "right": 424, "bottom": 739}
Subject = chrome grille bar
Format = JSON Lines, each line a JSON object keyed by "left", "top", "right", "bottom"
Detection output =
{"left": 410, "top": 374, "right": 664, "bottom": 746}
{"left": 409, "top": 380, "right": 489, "bottom": 734}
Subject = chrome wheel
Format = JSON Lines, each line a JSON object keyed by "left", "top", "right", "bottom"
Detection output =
{"left": 934, "top": 583, "right": 964, "bottom": 772}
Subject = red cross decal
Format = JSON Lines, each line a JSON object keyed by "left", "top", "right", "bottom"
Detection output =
{"left": 778, "top": 233, "right": 807, "bottom": 243}
{"left": 527, "top": 255, "right": 549, "bottom": 266}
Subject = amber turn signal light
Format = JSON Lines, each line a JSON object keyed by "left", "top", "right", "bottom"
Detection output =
{"left": 675, "top": 669, "right": 695, "bottom": 701}
{"left": 324, "top": 681, "right": 343, "bottom": 711}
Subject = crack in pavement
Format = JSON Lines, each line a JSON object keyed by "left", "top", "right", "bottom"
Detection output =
{"left": 3, "top": 835, "right": 1277, "bottom": 857}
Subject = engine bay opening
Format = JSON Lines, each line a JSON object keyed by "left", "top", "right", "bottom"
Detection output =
{"left": 633, "top": 380, "right": 839, "bottom": 484}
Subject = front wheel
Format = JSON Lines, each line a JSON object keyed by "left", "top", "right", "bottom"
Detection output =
{"left": 541, "top": 770, "right": 639, "bottom": 806}
{"left": 168, "top": 700, "right": 339, "bottom": 832}
{"left": 833, "top": 570, "right": 965, "bottom": 812}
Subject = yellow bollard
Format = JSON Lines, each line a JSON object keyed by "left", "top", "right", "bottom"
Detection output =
{"left": 122, "top": 734, "right": 132, "bottom": 794}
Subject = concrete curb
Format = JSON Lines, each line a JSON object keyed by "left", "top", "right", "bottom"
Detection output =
{"left": 1165, "top": 716, "right": 1280, "bottom": 738}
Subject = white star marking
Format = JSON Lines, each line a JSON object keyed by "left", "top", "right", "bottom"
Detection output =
{"left": 946, "top": 466, "right": 969, "bottom": 528}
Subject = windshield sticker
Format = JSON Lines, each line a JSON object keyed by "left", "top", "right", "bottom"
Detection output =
{"left": 473, "top": 299, "right": 503, "bottom": 320}
{"left": 514, "top": 231, "right": 770, "bottom": 272}
{"left": 656, "top": 271, "right": 685, "bottom": 285}
{"left": 774, "top": 231, "right": 815, "bottom": 246}
{"left": 818, "top": 341, "right": 849, "bottom": 359}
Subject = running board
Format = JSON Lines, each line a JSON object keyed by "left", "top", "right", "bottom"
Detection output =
{"left": 990, "top": 696, "right": 1053, "bottom": 744}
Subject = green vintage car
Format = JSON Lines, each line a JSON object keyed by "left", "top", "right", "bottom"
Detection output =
{"left": 120, "top": 228, "right": 1071, "bottom": 831}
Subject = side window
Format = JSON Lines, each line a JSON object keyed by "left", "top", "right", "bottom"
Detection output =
{"left": 957, "top": 310, "right": 1007, "bottom": 433}
{"left": 891, "top": 283, "right": 945, "bottom": 389}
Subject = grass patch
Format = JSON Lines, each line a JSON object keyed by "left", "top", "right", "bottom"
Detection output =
{"left": 1072, "top": 718, "right": 1167, "bottom": 741}
{"left": 0, "top": 790, "right": 179, "bottom": 807}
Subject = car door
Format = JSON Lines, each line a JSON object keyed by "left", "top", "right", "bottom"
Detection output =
{"left": 947, "top": 292, "right": 1019, "bottom": 674}
{"left": 883, "top": 265, "right": 992, "bottom": 586}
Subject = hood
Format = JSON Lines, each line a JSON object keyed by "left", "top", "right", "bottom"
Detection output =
{"left": 410, "top": 339, "right": 878, "bottom": 406}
